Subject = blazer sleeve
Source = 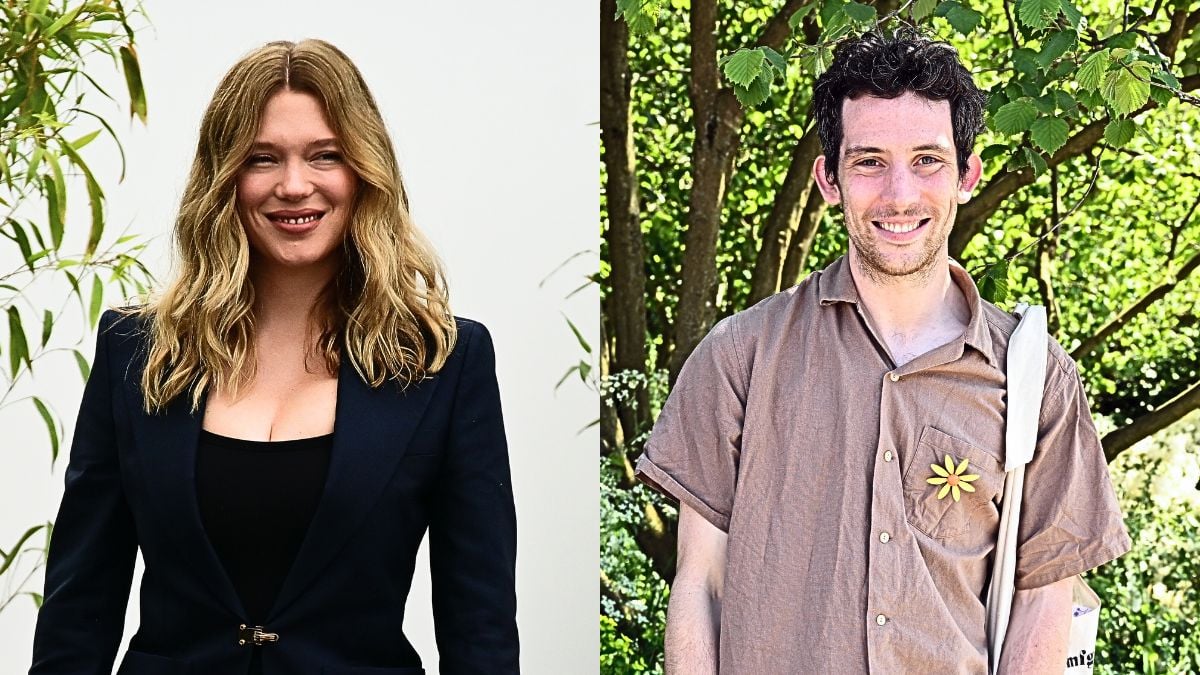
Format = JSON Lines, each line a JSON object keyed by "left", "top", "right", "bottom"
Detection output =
{"left": 429, "top": 321, "right": 519, "bottom": 674}
{"left": 30, "top": 310, "right": 137, "bottom": 674}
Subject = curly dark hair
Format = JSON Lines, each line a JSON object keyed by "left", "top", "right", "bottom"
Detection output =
{"left": 811, "top": 29, "right": 986, "bottom": 183}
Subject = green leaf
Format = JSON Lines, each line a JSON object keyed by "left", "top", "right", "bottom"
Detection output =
{"left": 43, "top": 173, "right": 64, "bottom": 250}
{"left": 723, "top": 48, "right": 765, "bottom": 88}
{"left": 58, "top": 141, "right": 106, "bottom": 257}
{"left": 40, "top": 309, "right": 53, "bottom": 347}
{"left": 1018, "top": 0, "right": 1060, "bottom": 29}
{"left": 1030, "top": 116, "right": 1069, "bottom": 155}
{"left": 119, "top": 45, "right": 147, "bottom": 123}
{"left": 70, "top": 129, "right": 101, "bottom": 150}
{"left": 1012, "top": 48, "right": 1040, "bottom": 77}
{"left": 761, "top": 46, "right": 788, "bottom": 74}
{"left": 32, "top": 396, "right": 59, "bottom": 463}
{"left": 1076, "top": 50, "right": 1110, "bottom": 92}
{"left": 89, "top": 275, "right": 104, "bottom": 328}
{"left": 72, "top": 348, "right": 91, "bottom": 381}
{"left": 799, "top": 46, "right": 833, "bottom": 78}
{"left": 979, "top": 144, "right": 1009, "bottom": 162}
{"left": 4, "top": 218, "right": 35, "bottom": 269}
{"left": 43, "top": 3, "right": 84, "bottom": 37}
{"left": 912, "top": 0, "right": 938, "bottom": 21}
{"left": 993, "top": 99, "right": 1038, "bottom": 134}
{"left": 564, "top": 315, "right": 592, "bottom": 354}
{"left": 1053, "top": 90, "right": 1076, "bottom": 112}
{"left": 842, "top": 1, "right": 876, "bottom": 24}
{"left": 1037, "top": 30, "right": 1077, "bottom": 68}
{"left": 1060, "top": 0, "right": 1084, "bottom": 29}
{"left": 1101, "top": 66, "right": 1150, "bottom": 117}
{"left": 788, "top": 4, "right": 815, "bottom": 29}
{"left": 977, "top": 261, "right": 1010, "bottom": 303}
{"left": 1024, "top": 147, "right": 1048, "bottom": 176}
{"left": 735, "top": 66, "right": 773, "bottom": 107}
{"left": 1104, "top": 118, "right": 1136, "bottom": 147}
{"left": 0, "top": 525, "right": 46, "bottom": 577}
{"left": 1152, "top": 68, "right": 1181, "bottom": 90}
{"left": 944, "top": 3, "right": 983, "bottom": 34}
{"left": 7, "top": 307, "right": 31, "bottom": 378}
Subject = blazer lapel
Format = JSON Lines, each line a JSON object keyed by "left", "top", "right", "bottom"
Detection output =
{"left": 268, "top": 356, "right": 441, "bottom": 619}
{"left": 128, "top": 382, "right": 246, "bottom": 618}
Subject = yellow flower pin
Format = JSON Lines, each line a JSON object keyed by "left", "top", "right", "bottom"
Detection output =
{"left": 926, "top": 454, "right": 980, "bottom": 502}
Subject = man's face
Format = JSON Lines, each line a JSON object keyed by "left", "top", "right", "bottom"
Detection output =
{"left": 813, "top": 92, "right": 981, "bottom": 283}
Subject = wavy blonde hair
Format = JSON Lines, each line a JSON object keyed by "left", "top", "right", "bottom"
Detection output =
{"left": 128, "top": 39, "right": 455, "bottom": 414}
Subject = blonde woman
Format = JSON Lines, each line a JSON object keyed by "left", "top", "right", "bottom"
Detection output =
{"left": 30, "top": 40, "right": 518, "bottom": 675}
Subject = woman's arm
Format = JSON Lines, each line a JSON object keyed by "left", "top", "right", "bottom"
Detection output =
{"left": 429, "top": 321, "right": 519, "bottom": 674}
{"left": 30, "top": 310, "right": 137, "bottom": 674}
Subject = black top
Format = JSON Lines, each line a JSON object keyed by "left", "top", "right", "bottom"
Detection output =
{"left": 195, "top": 429, "right": 333, "bottom": 625}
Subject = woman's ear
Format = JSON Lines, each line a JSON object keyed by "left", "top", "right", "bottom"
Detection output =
{"left": 812, "top": 155, "right": 841, "bottom": 205}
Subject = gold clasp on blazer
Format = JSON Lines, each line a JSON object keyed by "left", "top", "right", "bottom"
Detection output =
{"left": 238, "top": 623, "right": 279, "bottom": 646}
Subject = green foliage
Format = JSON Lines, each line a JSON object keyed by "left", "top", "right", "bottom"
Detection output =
{"left": 1090, "top": 416, "right": 1200, "bottom": 673}
{"left": 604, "top": 0, "right": 1200, "bottom": 668}
{"left": 0, "top": 0, "right": 154, "bottom": 616}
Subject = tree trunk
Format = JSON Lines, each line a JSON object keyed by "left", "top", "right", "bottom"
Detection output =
{"left": 779, "top": 187, "right": 828, "bottom": 288}
{"left": 748, "top": 129, "right": 822, "bottom": 304}
{"left": 601, "top": 0, "right": 650, "bottom": 437}
{"left": 1103, "top": 380, "right": 1200, "bottom": 462}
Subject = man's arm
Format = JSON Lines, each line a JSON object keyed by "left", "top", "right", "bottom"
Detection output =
{"left": 997, "top": 576, "right": 1072, "bottom": 674}
{"left": 665, "top": 503, "right": 728, "bottom": 675}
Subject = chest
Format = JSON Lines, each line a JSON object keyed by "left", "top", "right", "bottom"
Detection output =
{"left": 202, "top": 356, "right": 338, "bottom": 441}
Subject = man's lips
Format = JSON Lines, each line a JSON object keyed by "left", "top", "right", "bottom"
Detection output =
{"left": 871, "top": 217, "right": 931, "bottom": 234}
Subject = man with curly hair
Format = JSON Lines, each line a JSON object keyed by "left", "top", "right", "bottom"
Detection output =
{"left": 637, "top": 30, "right": 1130, "bottom": 673}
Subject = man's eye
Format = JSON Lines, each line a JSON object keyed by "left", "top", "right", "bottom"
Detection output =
{"left": 859, "top": 158, "right": 881, "bottom": 167}
{"left": 917, "top": 156, "right": 942, "bottom": 165}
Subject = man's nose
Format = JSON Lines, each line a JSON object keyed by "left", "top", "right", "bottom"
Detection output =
{"left": 275, "top": 160, "right": 314, "bottom": 200}
{"left": 881, "top": 166, "right": 921, "bottom": 209}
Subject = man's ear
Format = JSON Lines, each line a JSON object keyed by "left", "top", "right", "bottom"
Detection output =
{"left": 957, "top": 153, "right": 983, "bottom": 204}
{"left": 813, "top": 155, "right": 841, "bottom": 205}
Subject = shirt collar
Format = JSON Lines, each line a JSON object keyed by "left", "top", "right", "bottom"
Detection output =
{"left": 817, "top": 254, "right": 996, "bottom": 367}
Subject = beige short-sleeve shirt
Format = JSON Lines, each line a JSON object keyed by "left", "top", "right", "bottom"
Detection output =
{"left": 636, "top": 255, "right": 1131, "bottom": 674}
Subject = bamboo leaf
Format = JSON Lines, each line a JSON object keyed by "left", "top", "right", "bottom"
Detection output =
{"left": 70, "top": 128, "right": 101, "bottom": 150}
{"left": 72, "top": 348, "right": 91, "bottom": 381}
{"left": 118, "top": 44, "right": 147, "bottom": 123}
{"left": 7, "top": 307, "right": 31, "bottom": 377}
{"left": 43, "top": 173, "right": 64, "bottom": 249}
{"left": 0, "top": 525, "right": 46, "bottom": 577}
{"left": 40, "top": 309, "right": 53, "bottom": 347}
{"left": 89, "top": 275, "right": 103, "bottom": 328}
{"left": 564, "top": 315, "right": 593, "bottom": 354}
{"left": 31, "top": 396, "right": 59, "bottom": 462}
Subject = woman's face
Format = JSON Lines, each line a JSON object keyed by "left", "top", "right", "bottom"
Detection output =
{"left": 236, "top": 89, "right": 358, "bottom": 273}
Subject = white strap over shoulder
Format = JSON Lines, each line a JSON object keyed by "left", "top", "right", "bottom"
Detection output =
{"left": 1004, "top": 304, "right": 1047, "bottom": 471}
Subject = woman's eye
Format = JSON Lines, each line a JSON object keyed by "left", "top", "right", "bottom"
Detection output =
{"left": 314, "top": 152, "right": 343, "bottom": 162}
{"left": 246, "top": 154, "right": 275, "bottom": 166}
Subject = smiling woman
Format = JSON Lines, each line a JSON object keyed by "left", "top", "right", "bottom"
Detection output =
{"left": 29, "top": 39, "right": 519, "bottom": 675}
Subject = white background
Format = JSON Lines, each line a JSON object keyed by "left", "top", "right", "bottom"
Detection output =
{"left": 0, "top": 2, "right": 598, "bottom": 672}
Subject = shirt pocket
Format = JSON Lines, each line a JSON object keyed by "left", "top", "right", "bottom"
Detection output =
{"left": 902, "top": 425, "right": 1005, "bottom": 542}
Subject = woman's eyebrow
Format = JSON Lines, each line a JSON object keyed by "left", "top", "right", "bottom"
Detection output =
{"left": 249, "top": 138, "right": 341, "bottom": 151}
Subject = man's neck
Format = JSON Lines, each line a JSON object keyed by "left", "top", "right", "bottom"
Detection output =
{"left": 848, "top": 249, "right": 971, "bottom": 366}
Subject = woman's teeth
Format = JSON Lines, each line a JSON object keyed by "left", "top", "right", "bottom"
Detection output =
{"left": 276, "top": 214, "right": 320, "bottom": 225}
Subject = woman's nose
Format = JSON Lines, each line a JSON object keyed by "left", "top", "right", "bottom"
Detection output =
{"left": 274, "top": 160, "right": 314, "bottom": 200}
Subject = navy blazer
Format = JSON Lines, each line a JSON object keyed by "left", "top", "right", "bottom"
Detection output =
{"left": 30, "top": 310, "right": 519, "bottom": 674}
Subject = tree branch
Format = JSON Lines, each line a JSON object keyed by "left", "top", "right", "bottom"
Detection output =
{"left": 1071, "top": 246, "right": 1200, "bottom": 362}
{"left": 748, "top": 128, "right": 821, "bottom": 304}
{"left": 950, "top": 76, "right": 1200, "bottom": 258}
{"left": 1103, "top": 379, "right": 1200, "bottom": 462}
{"left": 779, "top": 187, "right": 828, "bottom": 287}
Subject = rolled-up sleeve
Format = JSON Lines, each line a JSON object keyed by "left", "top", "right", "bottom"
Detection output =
{"left": 1015, "top": 358, "right": 1132, "bottom": 590}
{"left": 635, "top": 316, "right": 747, "bottom": 532}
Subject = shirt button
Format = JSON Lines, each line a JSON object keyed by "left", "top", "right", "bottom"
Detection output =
{"left": 879, "top": 532, "right": 891, "bottom": 543}
{"left": 888, "top": 372, "right": 900, "bottom": 382}
{"left": 884, "top": 450, "right": 893, "bottom": 462}
{"left": 876, "top": 614, "right": 887, "bottom": 626}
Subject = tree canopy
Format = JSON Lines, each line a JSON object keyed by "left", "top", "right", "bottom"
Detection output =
{"left": 601, "top": 0, "right": 1200, "bottom": 670}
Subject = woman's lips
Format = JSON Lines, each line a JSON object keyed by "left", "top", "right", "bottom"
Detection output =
{"left": 267, "top": 211, "right": 324, "bottom": 235}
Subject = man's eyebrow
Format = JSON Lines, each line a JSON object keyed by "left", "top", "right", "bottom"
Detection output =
{"left": 842, "top": 145, "right": 884, "bottom": 157}
{"left": 911, "top": 143, "right": 954, "bottom": 154}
